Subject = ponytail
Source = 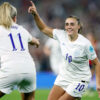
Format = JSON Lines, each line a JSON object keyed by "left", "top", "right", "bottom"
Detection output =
{"left": 0, "top": 2, "right": 17, "bottom": 29}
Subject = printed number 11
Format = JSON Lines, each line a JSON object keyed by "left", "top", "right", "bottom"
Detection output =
{"left": 8, "top": 33, "right": 25, "bottom": 51}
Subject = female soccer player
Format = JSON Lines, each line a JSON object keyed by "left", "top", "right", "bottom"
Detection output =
{"left": 28, "top": 1, "right": 100, "bottom": 100}
{"left": 0, "top": 2, "right": 40, "bottom": 100}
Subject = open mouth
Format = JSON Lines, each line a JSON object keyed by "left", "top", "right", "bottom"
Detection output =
{"left": 67, "top": 29, "right": 73, "bottom": 33}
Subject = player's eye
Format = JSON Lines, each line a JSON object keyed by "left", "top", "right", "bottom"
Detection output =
{"left": 65, "top": 23, "right": 75, "bottom": 26}
{"left": 65, "top": 23, "right": 69, "bottom": 26}
{"left": 70, "top": 23, "right": 75, "bottom": 26}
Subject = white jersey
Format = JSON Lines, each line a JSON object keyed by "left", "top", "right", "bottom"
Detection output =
{"left": 0, "top": 23, "right": 35, "bottom": 75}
{"left": 45, "top": 38, "right": 65, "bottom": 75}
{"left": 53, "top": 29, "right": 97, "bottom": 82}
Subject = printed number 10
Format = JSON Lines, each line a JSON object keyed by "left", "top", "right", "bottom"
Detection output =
{"left": 8, "top": 33, "right": 25, "bottom": 51}
{"left": 75, "top": 83, "right": 85, "bottom": 91}
{"left": 66, "top": 53, "right": 72, "bottom": 63}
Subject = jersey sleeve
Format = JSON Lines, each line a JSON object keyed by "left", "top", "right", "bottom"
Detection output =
{"left": 85, "top": 41, "right": 97, "bottom": 60}
{"left": 25, "top": 30, "right": 33, "bottom": 42}
{"left": 21, "top": 26, "right": 33, "bottom": 42}
{"left": 52, "top": 29, "right": 62, "bottom": 40}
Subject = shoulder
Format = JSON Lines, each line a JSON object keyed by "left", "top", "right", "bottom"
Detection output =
{"left": 11, "top": 23, "right": 31, "bottom": 38}
{"left": 53, "top": 29, "right": 65, "bottom": 34}
{"left": 0, "top": 26, "right": 3, "bottom": 30}
{"left": 0, "top": 25, "right": 9, "bottom": 34}
{"left": 53, "top": 29, "right": 66, "bottom": 38}
{"left": 12, "top": 23, "right": 27, "bottom": 32}
{"left": 78, "top": 34, "right": 91, "bottom": 45}
{"left": 0, "top": 26, "right": 2, "bottom": 29}
{"left": 0, "top": 25, "right": 6, "bottom": 30}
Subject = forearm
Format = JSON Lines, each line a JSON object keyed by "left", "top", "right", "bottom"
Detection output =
{"left": 91, "top": 58, "right": 100, "bottom": 97}
{"left": 32, "top": 11, "right": 53, "bottom": 37}
{"left": 28, "top": 1, "right": 53, "bottom": 37}
{"left": 95, "top": 62, "right": 100, "bottom": 86}
{"left": 32, "top": 12, "right": 47, "bottom": 31}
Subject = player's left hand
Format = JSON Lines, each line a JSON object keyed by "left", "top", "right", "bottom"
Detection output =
{"left": 34, "top": 39, "right": 40, "bottom": 48}
{"left": 29, "top": 38, "right": 40, "bottom": 48}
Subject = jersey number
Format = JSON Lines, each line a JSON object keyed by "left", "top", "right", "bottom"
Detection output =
{"left": 75, "top": 83, "right": 85, "bottom": 91}
{"left": 66, "top": 53, "right": 72, "bottom": 63}
{"left": 8, "top": 33, "right": 25, "bottom": 51}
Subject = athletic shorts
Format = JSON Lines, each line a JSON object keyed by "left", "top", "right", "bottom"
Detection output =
{"left": 0, "top": 73, "right": 36, "bottom": 94}
{"left": 54, "top": 75, "right": 89, "bottom": 97}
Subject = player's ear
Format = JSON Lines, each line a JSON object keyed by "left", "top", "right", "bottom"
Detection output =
{"left": 78, "top": 25, "right": 80, "bottom": 30}
{"left": 13, "top": 16, "right": 17, "bottom": 23}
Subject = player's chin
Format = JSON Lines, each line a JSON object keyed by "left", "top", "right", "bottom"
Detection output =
{"left": 67, "top": 32, "right": 73, "bottom": 36}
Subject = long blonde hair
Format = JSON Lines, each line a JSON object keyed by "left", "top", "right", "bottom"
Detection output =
{"left": 0, "top": 2, "right": 17, "bottom": 29}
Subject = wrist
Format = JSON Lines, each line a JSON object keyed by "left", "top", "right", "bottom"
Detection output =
{"left": 32, "top": 11, "right": 38, "bottom": 16}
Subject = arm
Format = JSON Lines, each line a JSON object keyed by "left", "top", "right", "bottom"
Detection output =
{"left": 28, "top": 1, "right": 53, "bottom": 38}
{"left": 29, "top": 37, "right": 40, "bottom": 48}
{"left": 91, "top": 58, "right": 100, "bottom": 98}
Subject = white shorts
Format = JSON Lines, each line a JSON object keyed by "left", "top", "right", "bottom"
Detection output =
{"left": 54, "top": 75, "right": 89, "bottom": 97}
{"left": 0, "top": 73, "right": 36, "bottom": 94}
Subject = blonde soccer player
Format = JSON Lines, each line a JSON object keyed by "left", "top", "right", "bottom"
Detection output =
{"left": 28, "top": 1, "right": 100, "bottom": 100}
{"left": 0, "top": 2, "right": 40, "bottom": 100}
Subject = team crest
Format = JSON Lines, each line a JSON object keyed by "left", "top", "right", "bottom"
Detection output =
{"left": 89, "top": 46, "right": 94, "bottom": 52}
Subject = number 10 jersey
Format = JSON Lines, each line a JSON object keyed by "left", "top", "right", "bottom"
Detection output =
{"left": 53, "top": 29, "right": 97, "bottom": 82}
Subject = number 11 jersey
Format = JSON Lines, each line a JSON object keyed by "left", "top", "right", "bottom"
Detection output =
{"left": 0, "top": 23, "right": 36, "bottom": 75}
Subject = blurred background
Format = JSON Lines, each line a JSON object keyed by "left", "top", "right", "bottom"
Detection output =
{"left": 0, "top": 0, "right": 100, "bottom": 99}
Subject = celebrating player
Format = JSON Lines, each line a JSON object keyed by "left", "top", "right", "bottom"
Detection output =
{"left": 0, "top": 2, "right": 40, "bottom": 100}
{"left": 28, "top": 1, "right": 100, "bottom": 100}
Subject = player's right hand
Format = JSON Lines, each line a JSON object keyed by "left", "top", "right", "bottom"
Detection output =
{"left": 28, "top": 1, "right": 37, "bottom": 14}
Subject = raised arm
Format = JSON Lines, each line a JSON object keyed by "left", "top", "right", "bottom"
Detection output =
{"left": 91, "top": 58, "right": 100, "bottom": 98}
{"left": 28, "top": 1, "right": 53, "bottom": 38}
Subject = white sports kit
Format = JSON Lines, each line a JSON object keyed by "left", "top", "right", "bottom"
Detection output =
{"left": 53, "top": 29, "right": 97, "bottom": 97}
{"left": 0, "top": 23, "right": 36, "bottom": 94}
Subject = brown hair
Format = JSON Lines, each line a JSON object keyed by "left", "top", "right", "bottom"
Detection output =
{"left": 0, "top": 2, "right": 17, "bottom": 29}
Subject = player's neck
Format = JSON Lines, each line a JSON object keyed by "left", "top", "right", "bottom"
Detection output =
{"left": 68, "top": 34, "right": 78, "bottom": 42}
